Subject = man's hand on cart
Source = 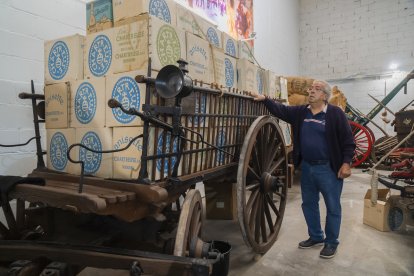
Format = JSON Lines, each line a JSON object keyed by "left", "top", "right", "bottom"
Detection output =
{"left": 249, "top": 91, "right": 266, "bottom": 101}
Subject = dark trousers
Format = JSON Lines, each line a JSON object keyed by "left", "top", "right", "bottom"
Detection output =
{"left": 300, "top": 160, "right": 344, "bottom": 245}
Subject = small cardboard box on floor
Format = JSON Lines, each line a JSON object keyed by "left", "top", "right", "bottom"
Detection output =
{"left": 44, "top": 34, "right": 84, "bottom": 84}
{"left": 46, "top": 128, "right": 76, "bottom": 174}
{"left": 113, "top": 0, "right": 177, "bottom": 25}
{"left": 86, "top": 0, "right": 113, "bottom": 34}
{"left": 70, "top": 78, "right": 106, "bottom": 128}
{"left": 45, "top": 82, "right": 71, "bottom": 129}
{"left": 363, "top": 188, "right": 391, "bottom": 231}
{"left": 205, "top": 181, "right": 237, "bottom": 220}
{"left": 112, "top": 14, "right": 186, "bottom": 73}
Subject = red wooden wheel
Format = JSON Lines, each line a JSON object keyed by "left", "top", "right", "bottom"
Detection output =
{"left": 349, "top": 121, "right": 373, "bottom": 167}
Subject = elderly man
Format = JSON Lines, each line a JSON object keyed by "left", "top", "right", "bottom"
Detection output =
{"left": 251, "top": 80, "right": 355, "bottom": 259}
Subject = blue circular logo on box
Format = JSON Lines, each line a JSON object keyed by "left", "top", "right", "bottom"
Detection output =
{"left": 50, "top": 132, "right": 68, "bottom": 171}
{"left": 89, "top": 35, "right": 112, "bottom": 77}
{"left": 225, "top": 39, "right": 236, "bottom": 57}
{"left": 216, "top": 130, "right": 226, "bottom": 164}
{"left": 48, "top": 41, "right": 70, "bottom": 80}
{"left": 224, "top": 58, "right": 234, "bottom": 87}
{"left": 156, "top": 131, "right": 178, "bottom": 175}
{"left": 79, "top": 131, "right": 102, "bottom": 174}
{"left": 112, "top": 76, "right": 141, "bottom": 124}
{"left": 257, "top": 71, "right": 264, "bottom": 95}
{"left": 149, "top": 0, "right": 171, "bottom": 23}
{"left": 75, "top": 82, "right": 97, "bottom": 124}
{"left": 207, "top": 27, "right": 220, "bottom": 47}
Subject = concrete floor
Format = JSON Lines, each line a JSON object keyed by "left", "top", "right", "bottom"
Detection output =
{"left": 1, "top": 170, "right": 413, "bottom": 275}
{"left": 204, "top": 169, "right": 414, "bottom": 276}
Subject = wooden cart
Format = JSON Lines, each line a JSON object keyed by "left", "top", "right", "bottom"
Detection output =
{"left": 0, "top": 61, "right": 290, "bottom": 275}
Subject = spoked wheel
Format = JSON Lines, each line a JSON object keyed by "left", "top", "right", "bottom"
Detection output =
{"left": 173, "top": 189, "right": 205, "bottom": 257}
{"left": 0, "top": 199, "right": 44, "bottom": 240}
{"left": 237, "top": 116, "right": 289, "bottom": 254}
{"left": 349, "top": 121, "right": 373, "bottom": 167}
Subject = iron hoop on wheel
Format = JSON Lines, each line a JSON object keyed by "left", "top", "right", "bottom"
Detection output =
{"left": 349, "top": 121, "right": 373, "bottom": 167}
{"left": 237, "top": 115, "right": 289, "bottom": 254}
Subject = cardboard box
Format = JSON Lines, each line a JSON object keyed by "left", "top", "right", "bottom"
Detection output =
{"left": 46, "top": 128, "right": 76, "bottom": 173}
{"left": 112, "top": 126, "right": 143, "bottom": 179}
{"left": 200, "top": 20, "right": 222, "bottom": 49}
{"left": 106, "top": 71, "right": 147, "bottom": 127}
{"left": 45, "top": 82, "right": 71, "bottom": 129}
{"left": 75, "top": 128, "right": 113, "bottom": 178}
{"left": 280, "top": 77, "right": 288, "bottom": 104}
{"left": 264, "top": 70, "right": 281, "bottom": 99}
{"left": 112, "top": 14, "right": 186, "bottom": 73}
{"left": 84, "top": 28, "right": 114, "bottom": 78}
{"left": 87, "top": 0, "right": 113, "bottom": 34}
{"left": 363, "top": 189, "right": 390, "bottom": 232}
{"left": 239, "top": 40, "right": 254, "bottom": 64}
{"left": 256, "top": 67, "right": 266, "bottom": 95}
{"left": 70, "top": 78, "right": 106, "bottom": 128}
{"left": 177, "top": 92, "right": 209, "bottom": 128}
{"left": 175, "top": 3, "right": 205, "bottom": 38}
{"left": 147, "top": 127, "right": 184, "bottom": 180}
{"left": 222, "top": 32, "right": 239, "bottom": 58}
{"left": 210, "top": 49, "right": 237, "bottom": 90}
{"left": 45, "top": 34, "right": 84, "bottom": 84}
{"left": 205, "top": 181, "right": 236, "bottom": 220}
{"left": 186, "top": 32, "right": 212, "bottom": 84}
{"left": 113, "top": 0, "right": 176, "bottom": 25}
{"left": 279, "top": 121, "right": 292, "bottom": 146}
{"left": 237, "top": 58, "right": 255, "bottom": 93}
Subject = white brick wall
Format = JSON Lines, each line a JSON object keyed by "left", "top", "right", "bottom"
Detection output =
{"left": 0, "top": 0, "right": 86, "bottom": 176}
{"left": 300, "top": 0, "right": 414, "bottom": 141}
{"left": 299, "top": 0, "right": 414, "bottom": 79}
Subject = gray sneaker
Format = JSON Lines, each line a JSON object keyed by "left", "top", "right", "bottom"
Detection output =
{"left": 298, "top": 238, "right": 324, "bottom": 249}
{"left": 320, "top": 244, "right": 337, "bottom": 258}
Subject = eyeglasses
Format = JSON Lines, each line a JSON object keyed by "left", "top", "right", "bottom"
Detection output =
{"left": 307, "top": 86, "right": 324, "bottom": 92}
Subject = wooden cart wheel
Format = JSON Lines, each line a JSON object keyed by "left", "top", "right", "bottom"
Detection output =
{"left": 237, "top": 115, "right": 288, "bottom": 254}
{"left": 173, "top": 189, "right": 204, "bottom": 257}
{"left": 349, "top": 121, "right": 373, "bottom": 167}
{"left": 365, "top": 125, "right": 376, "bottom": 144}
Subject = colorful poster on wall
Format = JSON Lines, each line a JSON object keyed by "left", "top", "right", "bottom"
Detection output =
{"left": 178, "top": 0, "right": 254, "bottom": 44}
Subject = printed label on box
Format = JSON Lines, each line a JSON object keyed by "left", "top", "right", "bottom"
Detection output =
{"left": 156, "top": 130, "right": 179, "bottom": 175}
{"left": 156, "top": 24, "right": 182, "bottom": 67}
{"left": 111, "top": 76, "right": 141, "bottom": 124}
{"left": 50, "top": 132, "right": 69, "bottom": 171}
{"left": 225, "top": 38, "right": 237, "bottom": 57}
{"left": 113, "top": 127, "right": 143, "bottom": 179}
{"left": 88, "top": 34, "right": 113, "bottom": 77}
{"left": 79, "top": 131, "right": 103, "bottom": 174}
{"left": 149, "top": 0, "right": 172, "bottom": 23}
{"left": 75, "top": 82, "right": 97, "bottom": 124}
{"left": 48, "top": 41, "right": 70, "bottom": 81}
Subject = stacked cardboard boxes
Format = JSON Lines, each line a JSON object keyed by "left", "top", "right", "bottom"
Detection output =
{"left": 44, "top": 0, "right": 288, "bottom": 182}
